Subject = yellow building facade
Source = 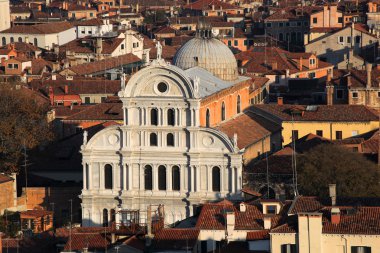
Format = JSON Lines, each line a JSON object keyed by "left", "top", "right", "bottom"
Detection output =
{"left": 250, "top": 104, "right": 379, "bottom": 146}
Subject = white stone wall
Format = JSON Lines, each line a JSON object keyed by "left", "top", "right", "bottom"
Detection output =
{"left": 81, "top": 61, "right": 243, "bottom": 226}
{"left": 0, "top": 0, "right": 10, "bottom": 32}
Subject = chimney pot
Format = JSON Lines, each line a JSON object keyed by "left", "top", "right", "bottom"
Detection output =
{"left": 263, "top": 216, "right": 272, "bottom": 229}
{"left": 240, "top": 203, "right": 246, "bottom": 212}
{"left": 329, "top": 184, "right": 336, "bottom": 206}
{"left": 331, "top": 207, "right": 340, "bottom": 224}
{"left": 277, "top": 96, "right": 283, "bottom": 105}
{"left": 271, "top": 61, "right": 277, "bottom": 70}
{"left": 366, "top": 63, "right": 372, "bottom": 89}
{"left": 299, "top": 57, "right": 303, "bottom": 71}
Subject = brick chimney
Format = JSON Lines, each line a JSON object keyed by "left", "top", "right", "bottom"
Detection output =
{"left": 299, "top": 57, "right": 303, "bottom": 71}
{"left": 64, "top": 85, "right": 69, "bottom": 94}
{"left": 366, "top": 63, "right": 372, "bottom": 89}
{"left": 331, "top": 207, "right": 340, "bottom": 224}
{"left": 277, "top": 97, "right": 284, "bottom": 105}
{"left": 326, "top": 76, "right": 334, "bottom": 106}
{"left": 49, "top": 86, "right": 54, "bottom": 105}
{"left": 271, "top": 61, "right": 277, "bottom": 70}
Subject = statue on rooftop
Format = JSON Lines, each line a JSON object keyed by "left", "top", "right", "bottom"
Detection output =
{"left": 156, "top": 41, "right": 162, "bottom": 60}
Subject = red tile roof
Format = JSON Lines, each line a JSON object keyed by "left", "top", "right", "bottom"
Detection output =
{"left": 288, "top": 196, "right": 324, "bottom": 215}
{"left": 0, "top": 174, "right": 13, "bottom": 184}
{"left": 246, "top": 230, "right": 269, "bottom": 240}
{"left": 63, "top": 233, "right": 110, "bottom": 251}
{"left": 236, "top": 47, "right": 332, "bottom": 75}
{"left": 30, "top": 78, "right": 122, "bottom": 96}
{"left": 59, "top": 37, "right": 124, "bottom": 55}
{"left": 64, "top": 101, "right": 123, "bottom": 121}
{"left": 196, "top": 200, "right": 264, "bottom": 230}
{"left": 67, "top": 53, "right": 141, "bottom": 75}
{"left": 153, "top": 229, "right": 199, "bottom": 250}
{"left": 20, "top": 210, "right": 53, "bottom": 218}
{"left": 184, "top": 0, "right": 239, "bottom": 10}
{"left": 216, "top": 111, "right": 281, "bottom": 149}
{"left": 252, "top": 104, "right": 379, "bottom": 122}
{"left": 1, "top": 22, "right": 73, "bottom": 34}
{"left": 322, "top": 207, "right": 380, "bottom": 235}
{"left": 265, "top": 6, "right": 323, "bottom": 21}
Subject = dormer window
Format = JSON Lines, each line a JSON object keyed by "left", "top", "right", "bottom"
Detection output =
{"left": 309, "top": 58, "right": 316, "bottom": 65}
{"left": 266, "top": 205, "right": 277, "bottom": 214}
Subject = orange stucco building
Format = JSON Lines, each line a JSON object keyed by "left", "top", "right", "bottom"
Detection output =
{"left": 200, "top": 80, "right": 251, "bottom": 127}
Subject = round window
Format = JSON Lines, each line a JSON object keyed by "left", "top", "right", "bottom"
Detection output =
{"left": 157, "top": 82, "right": 168, "bottom": 93}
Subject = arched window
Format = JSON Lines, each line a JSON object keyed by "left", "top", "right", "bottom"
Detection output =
{"left": 150, "top": 133, "right": 157, "bottom": 146}
{"left": 167, "top": 133, "right": 174, "bottom": 146}
{"left": 144, "top": 165, "right": 153, "bottom": 190}
{"left": 221, "top": 102, "right": 226, "bottom": 121}
{"left": 167, "top": 108, "right": 175, "bottom": 126}
{"left": 10, "top": 37, "right": 14, "bottom": 43}
{"left": 151, "top": 108, "right": 158, "bottom": 125}
{"left": 237, "top": 95, "right": 241, "bottom": 113}
{"left": 172, "top": 166, "right": 180, "bottom": 191}
{"left": 212, "top": 167, "right": 220, "bottom": 192}
{"left": 158, "top": 165, "right": 166, "bottom": 190}
{"left": 34, "top": 38, "right": 38, "bottom": 46}
{"left": 18, "top": 37, "right": 22, "bottom": 42}
{"left": 206, "top": 108, "right": 210, "bottom": 127}
{"left": 104, "top": 164, "right": 113, "bottom": 189}
{"left": 2, "top": 37, "right": 6, "bottom": 46}
{"left": 102, "top": 209, "right": 108, "bottom": 227}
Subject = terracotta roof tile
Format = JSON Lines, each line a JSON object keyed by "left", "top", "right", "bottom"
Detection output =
{"left": 60, "top": 37, "right": 124, "bottom": 55}
{"left": 67, "top": 53, "right": 141, "bottom": 75}
{"left": 1, "top": 22, "right": 73, "bottom": 34}
{"left": 196, "top": 200, "right": 264, "bottom": 230}
{"left": 252, "top": 104, "right": 378, "bottom": 122}
{"left": 20, "top": 210, "right": 53, "bottom": 218}
{"left": 216, "top": 111, "right": 281, "bottom": 149}
{"left": 0, "top": 174, "right": 13, "bottom": 184}
{"left": 153, "top": 229, "right": 199, "bottom": 250}
{"left": 63, "top": 233, "right": 111, "bottom": 251}
{"left": 246, "top": 230, "right": 269, "bottom": 240}
{"left": 184, "top": 0, "right": 239, "bottom": 10}
{"left": 288, "top": 196, "right": 324, "bottom": 215}
{"left": 265, "top": 6, "right": 323, "bottom": 21}
{"left": 64, "top": 102, "right": 123, "bottom": 121}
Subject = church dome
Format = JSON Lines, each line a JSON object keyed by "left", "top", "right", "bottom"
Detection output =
{"left": 173, "top": 21, "right": 238, "bottom": 81}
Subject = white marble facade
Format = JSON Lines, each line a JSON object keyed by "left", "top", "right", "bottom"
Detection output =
{"left": 80, "top": 60, "right": 243, "bottom": 226}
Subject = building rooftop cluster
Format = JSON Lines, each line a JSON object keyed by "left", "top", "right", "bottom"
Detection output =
{"left": 1, "top": 0, "right": 380, "bottom": 251}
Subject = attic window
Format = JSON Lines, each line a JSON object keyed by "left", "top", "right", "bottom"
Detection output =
{"left": 266, "top": 205, "right": 277, "bottom": 214}
{"left": 194, "top": 56, "right": 199, "bottom": 62}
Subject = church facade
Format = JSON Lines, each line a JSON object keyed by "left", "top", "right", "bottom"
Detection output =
{"left": 80, "top": 59, "right": 243, "bottom": 226}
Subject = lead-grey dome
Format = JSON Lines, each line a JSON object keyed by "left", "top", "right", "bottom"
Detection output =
{"left": 173, "top": 21, "right": 238, "bottom": 81}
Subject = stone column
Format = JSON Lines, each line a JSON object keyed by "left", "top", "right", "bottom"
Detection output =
{"left": 88, "top": 163, "right": 92, "bottom": 189}
{"left": 180, "top": 165, "right": 186, "bottom": 192}
{"left": 123, "top": 107, "right": 127, "bottom": 126}
{"left": 220, "top": 166, "right": 225, "bottom": 193}
{"left": 167, "top": 165, "right": 172, "bottom": 191}
{"left": 128, "top": 164, "right": 133, "bottom": 190}
{"left": 237, "top": 167, "right": 242, "bottom": 191}
{"left": 83, "top": 163, "right": 87, "bottom": 190}
{"left": 153, "top": 165, "right": 158, "bottom": 190}
{"left": 100, "top": 163, "right": 105, "bottom": 190}
{"left": 195, "top": 166, "right": 200, "bottom": 192}
{"left": 140, "top": 165, "right": 144, "bottom": 190}
{"left": 179, "top": 108, "right": 182, "bottom": 126}
{"left": 231, "top": 167, "right": 235, "bottom": 193}
{"left": 163, "top": 108, "right": 167, "bottom": 126}
{"left": 190, "top": 166, "right": 195, "bottom": 192}
{"left": 207, "top": 166, "right": 212, "bottom": 192}
{"left": 123, "top": 164, "right": 127, "bottom": 190}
